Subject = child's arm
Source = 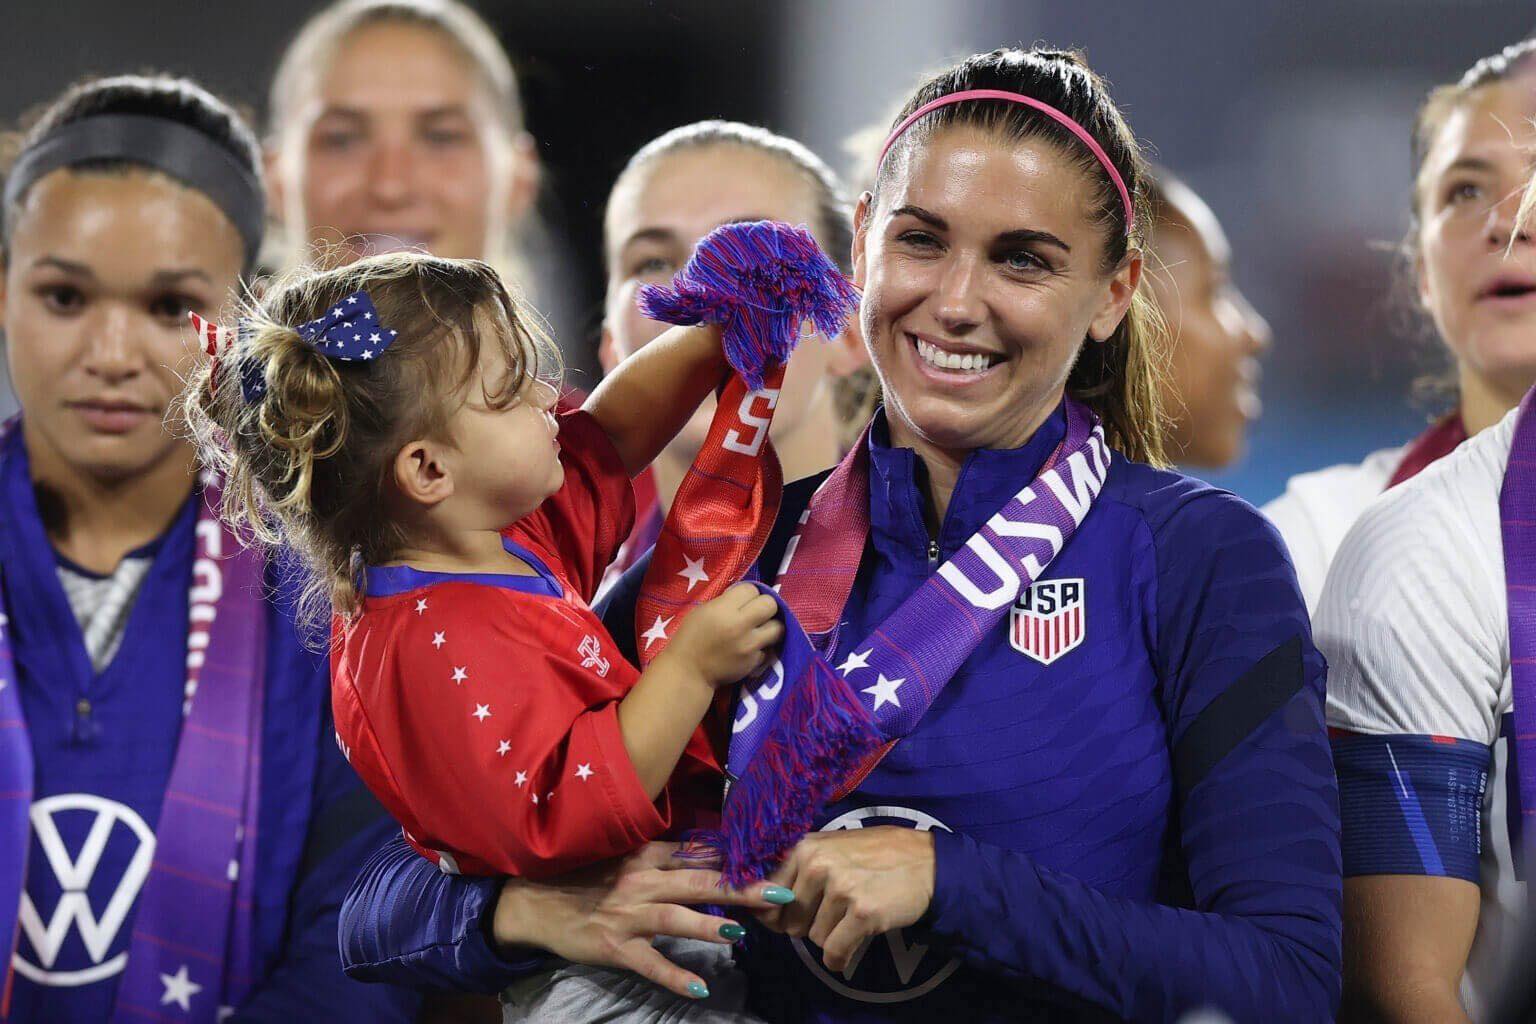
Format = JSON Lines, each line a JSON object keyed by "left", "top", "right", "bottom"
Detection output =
{"left": 617, "top": 582, "right": 782, "bottom": 797}
{"left": 582, "top": 323, "right": 727, "bottom": 477}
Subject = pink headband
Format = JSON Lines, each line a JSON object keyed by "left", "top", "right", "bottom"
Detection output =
{"left": 877, "top": 88, "right": 1135, "bottom": 234}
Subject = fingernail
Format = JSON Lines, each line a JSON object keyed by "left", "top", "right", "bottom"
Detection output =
{"left": 687, "top": 981, "right": 710, "bottom": 999}
{"left": 763, "top": 886, "right": 795, "bottom": 905}
{"left": 718, "top": 922, "right": 746, "bottom": 941}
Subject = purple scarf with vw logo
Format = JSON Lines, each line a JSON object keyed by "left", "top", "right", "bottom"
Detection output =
{"left": 0, "top": 422, "right": 265, "bottom": 1023}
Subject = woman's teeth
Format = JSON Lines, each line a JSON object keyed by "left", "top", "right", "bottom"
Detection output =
{"left": 916, "top": 338, "right": 994, "bottom": 373}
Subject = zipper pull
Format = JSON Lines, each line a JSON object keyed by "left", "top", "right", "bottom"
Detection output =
{"left": 73, "top": 697, "right": 100, "bottom": 744}
{"left": 927, "top": 538, "right": 940, "bottom": 566}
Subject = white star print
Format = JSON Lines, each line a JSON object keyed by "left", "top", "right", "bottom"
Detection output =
{"left": 862, "top": 673, "right": 905, "bottom": 712}
{"left": 432, "top": 631, "right": 446, "bottom": 649}
{"left": 575, "top": 763, "right": 594, "bottom": 781}
{"left": 363, "top": 312, "right": 373, "bottom": 320}
{"left": 415, "top": 599, "right": 428, "bottom": 615}
{"left": 640, "top": 614, "right": 673, "bottom": 651}
{"left": 0, "top": 611, "right": 8, "bottom": 638}
{"left": 353, "top": 334, "right": 361, "bottom": 342}
{"left": 497, "top": 740, "right": 511, "bottom": 756}
{"left": 160, "top": 964, "right": 202, "bottom": 1011}
{"left": 836, "top": 648, "right": 873, "bottom": 677}
{"left": 451, "top": 666, "right": 467, "bottom": 684}
{"left": 514, "top": 770, "right": 528, "bottom": 787}
{"left": 369, "top": 332, "right": 381, "bottom": 343}
{"left": 361, "top": 349, "right": 375, "bottom": 360}
{"left": 331, "top": 306, "right": 344, "bottom": 317}
{"left": 531, "top": 793, "right": 539, "bottom": 805}
{"left": 389, "top": 329, "right": 398, "bottom": 337}
{"left": 677, "top": 554, "right": 710, "bottom": 592}
{"left": 473, "top": 703, "right": 491, "bottom": 721}
{"left": 346, "top": 296, "right": 358, "bottom": 304}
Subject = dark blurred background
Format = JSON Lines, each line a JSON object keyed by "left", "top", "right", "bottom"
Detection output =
{"left": 4, "top": 0, "right": 1535, "bottom": 503}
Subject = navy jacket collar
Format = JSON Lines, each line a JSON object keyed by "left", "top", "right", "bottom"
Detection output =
{"left": 865, "top": 401, "right": 1068, "bottom": 568}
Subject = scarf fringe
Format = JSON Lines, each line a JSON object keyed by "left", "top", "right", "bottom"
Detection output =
{"left": 692, "top": 660, "right": 883, "bottom": 887}
{"left": 636, "top": 221, "right": 859, "bottom": 392}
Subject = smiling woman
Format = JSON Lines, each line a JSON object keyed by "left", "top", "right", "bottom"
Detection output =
{"left": 0, "top": 74, "right": 416, "bottom": 1024}
{"left": 264, "top": 0, "right": 539, "bottom": 280}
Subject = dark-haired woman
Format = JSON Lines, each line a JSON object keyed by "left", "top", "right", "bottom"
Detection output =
{"left": 0, "top": 75, "right": 416, "bottom": 1023}
{"left": 1144, "top": 167, "right": 1272, "bottom": 469}
{"left": 340, "top": 47, "right": 1340, "bottom": 1023}
{"left": 1266, "top": 40, "right": 1536, "bottom": 614}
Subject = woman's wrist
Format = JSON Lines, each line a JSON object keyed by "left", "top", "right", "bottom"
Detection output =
{"left": 490, "top": 876, "right": 549, "bottom": 952}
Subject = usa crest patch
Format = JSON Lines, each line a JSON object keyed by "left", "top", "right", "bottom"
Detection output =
{"left": 1009, "top": 578, "right": 1085, "bottom": 665}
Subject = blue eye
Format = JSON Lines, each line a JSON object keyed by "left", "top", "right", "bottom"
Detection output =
{"left": 1004, "top": 250, "right": 1045, "bottom": 272}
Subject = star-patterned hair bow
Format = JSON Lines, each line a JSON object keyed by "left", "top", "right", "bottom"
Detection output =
{"left": 296, "top": 290, "right": 400, "bottom": 362}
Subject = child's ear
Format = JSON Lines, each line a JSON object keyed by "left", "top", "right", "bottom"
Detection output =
{"left": 392, "top": 440, "right": 455, "bottom": 507}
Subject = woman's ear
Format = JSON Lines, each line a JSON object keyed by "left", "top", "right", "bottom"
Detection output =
{"left": 825, "top": 315, "right": 870, "bottom": 377}
{"left": 851, "top": 191, "right": 874, "bottom": 289}
{"left": 1088, "top": 251, "right": 1143, "bottom": 342}
{"left": 392, "top": 440, "right": 455, "bottom": 508}
{"left": 505, "top": 132, "right": 541, "bottom": 222}
{"left": 263, "top": 145, "right": 287, "bottom": 229}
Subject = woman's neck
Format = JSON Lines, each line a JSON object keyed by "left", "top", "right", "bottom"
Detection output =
{"left": 887, "top": 393, "right": 1061, "bottom": 532}
{"left": 1460, "top": 365, "right": 1531, "bottom": 437}
{"left": 651, "top": 398, "right": 844, "bottom": 513}
{"left": 26, "top": 435, "right": 198, "bottom": 576}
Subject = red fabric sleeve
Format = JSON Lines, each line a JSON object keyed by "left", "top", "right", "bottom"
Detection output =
{"left": 333, "top": 593, "right": 667, "bottom": 879}
{"left": 509, "top": 410, "right": 636, "bottom": 602}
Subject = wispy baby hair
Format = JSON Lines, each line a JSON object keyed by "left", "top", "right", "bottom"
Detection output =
{"left": 180, "top": 251, "right": 557, "bottom": 631}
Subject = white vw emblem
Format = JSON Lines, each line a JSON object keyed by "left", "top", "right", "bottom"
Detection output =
{"left": 13, "top": 794, "right": 155, "bottom": 987}
{"left": 791, "top": 806, "right": 961, "bottom": 1003}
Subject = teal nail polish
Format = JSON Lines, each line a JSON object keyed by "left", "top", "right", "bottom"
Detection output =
{"left": 718, "top": 922, "right": 746, "bottom": 941}
{"left": 687, "top": 981, "right": 710, "bottom": 999}
{"left": 763, "top": 886, "right": 795, "bottom": 905}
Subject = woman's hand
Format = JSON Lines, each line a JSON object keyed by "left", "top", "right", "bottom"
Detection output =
{"left": 754, "top": 827, "right": 937, "bottom": 973}
{"left": 491, "top": 840, "right": 792, "bottom": 999}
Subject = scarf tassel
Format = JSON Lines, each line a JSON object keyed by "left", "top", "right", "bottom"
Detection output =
{"left": 690, "top": 659, "right": 883, "bottom": 887}
{"left": 636, "top": 221, "right": 859, "bottom": 392}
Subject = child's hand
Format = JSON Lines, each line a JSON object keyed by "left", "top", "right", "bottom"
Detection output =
{"left": 665, "top": 582, "right": 784, "bottom": 687}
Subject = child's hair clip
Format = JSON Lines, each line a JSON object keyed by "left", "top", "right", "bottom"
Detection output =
{"left": 190, "top": 311, "right": 268, "bottom": 405}
{"left": 295, "top": 290, "right": 400, "bottom": 363}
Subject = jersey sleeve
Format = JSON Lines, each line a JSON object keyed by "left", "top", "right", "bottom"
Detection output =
{"left": 509, "top": 410, "right": 636, "bottom": 602}
{"left": 333, "top": 594, "right": 667, "bottom": 880}
{"left": 1315, "top": 484, "right": 1502, "bottom": 882}
{"left": 1261, "top": 488, "right": 1329, "bottom": 615}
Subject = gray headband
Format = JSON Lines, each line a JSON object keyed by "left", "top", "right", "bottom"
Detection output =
{"left": 2, "top": 113, "right": 265, "bottom": 269}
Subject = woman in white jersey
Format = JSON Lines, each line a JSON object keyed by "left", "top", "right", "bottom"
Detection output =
{"left": 1266, "top": 39, "right": 1536, "bottom": 612}
{"left": 1316, "top": 47, "right": 1536, "bottom": 1020}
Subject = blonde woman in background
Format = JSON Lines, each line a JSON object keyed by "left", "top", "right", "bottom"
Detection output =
{"left": 262, "top": 0, "right": 578, "bottom": 346}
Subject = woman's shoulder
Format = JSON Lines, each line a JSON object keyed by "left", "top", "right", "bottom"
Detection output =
{"left": 1259, "top": 444, "right": 1405, "bottom": 545}
{"left": 1100, "top": 457, "right": 1274, "bottom": 546}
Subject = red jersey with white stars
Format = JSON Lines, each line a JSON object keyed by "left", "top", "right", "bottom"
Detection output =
{"left": 331, "top": 410, "right": 723, "bottom": 878}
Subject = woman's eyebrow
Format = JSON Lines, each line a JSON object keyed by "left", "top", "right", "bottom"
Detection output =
{"left": 890, "top": 204, "right": 945, "bottom": 228}
{"left": 995, "top": 228, "right": 1071, "bottom": 253}
{"left": 31, "top": 255, "right": 94, "bottom": 277}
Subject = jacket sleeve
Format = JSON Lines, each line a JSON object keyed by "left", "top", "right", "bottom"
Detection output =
{"left": 339, "top": 833, "right": 547, "bottom": 992}
{"left": 924, "top": 492, "right": 1342, "bottom": 1023}
{"left": 230, "top": 700, "right": 423, "bottom": 1022}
